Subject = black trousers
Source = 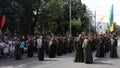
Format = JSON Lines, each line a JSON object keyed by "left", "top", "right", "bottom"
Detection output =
{"left": 20, "top": 48, "right": 24, "bottom": 55}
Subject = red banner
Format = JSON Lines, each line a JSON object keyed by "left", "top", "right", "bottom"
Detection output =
{"left": 1, "top": 15, "right": 7, "bottom": 30}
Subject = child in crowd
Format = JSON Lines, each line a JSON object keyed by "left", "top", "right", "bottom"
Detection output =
{"left": 9, "top": 39, "right": 15, "bottom": 58}
{"left": 3, "top": 40, "right": 9, "bottom": 58}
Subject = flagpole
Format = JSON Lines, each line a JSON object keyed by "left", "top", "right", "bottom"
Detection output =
{"left": 89, "top": 20, "right": 90, "bottom": 35}
{"left": 95, "top": 11, "right": 96, "bottom": 34}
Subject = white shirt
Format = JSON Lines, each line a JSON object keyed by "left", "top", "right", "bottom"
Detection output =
{"left": 4, "top": 43, "right": 9, "bottom": 53}
{"left": 37, "top": 39, "right": 42, "bottom": 48}
{"left": 8, "top": 41, "right": 15, "bottom": 51}
{"left": 12, "top": 41, "right": 16, "bottom": 45}
{"left": 8, "top": 41, "right": 12, "bottom": 45}
{"left": 0, "top": 42, "right": 4, "bottom": 48}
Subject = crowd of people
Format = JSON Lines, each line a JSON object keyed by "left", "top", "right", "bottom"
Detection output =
{"left": 0, "top": 35, "right": 74, "bottom": 60}
{"left": 0, "top": 34, "right": 118, "bottom": 64}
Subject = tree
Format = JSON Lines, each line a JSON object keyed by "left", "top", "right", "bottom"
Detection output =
{"left": 0, "top": 0, "right": 95, "bottom": 36}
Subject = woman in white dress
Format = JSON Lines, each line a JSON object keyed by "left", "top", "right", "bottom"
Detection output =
{"left": 9, "top": 39, "right": 15, "bottom": 58}
{"left": 3, "top": 40, "right": 9, "bottom": 58}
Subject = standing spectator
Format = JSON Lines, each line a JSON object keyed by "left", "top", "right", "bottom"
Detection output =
{"left": 0, "top": 39, "right": 4, "bottom": 58}
{"left": 3, "top": 40, "right": 9, "bottom": 58}
{"left": 9, "top": 38, "right": 15, "bottom": 58}
{"left": 20, "top": 39, "right": 25, "bottom": 55}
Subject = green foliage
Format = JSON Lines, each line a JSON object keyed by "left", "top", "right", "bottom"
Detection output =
{"left": 71, "top": 18, "right": 81, "bottom": 35}
{"left": 0, "top": 0, "right": 95, "bottom": 36}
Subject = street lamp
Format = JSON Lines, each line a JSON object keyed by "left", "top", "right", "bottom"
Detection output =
{"left": 95, "top": 11, "right": 96, "bottom": 34}
{"left": 69, "top": 0, "right": 72, "bottom": 36}
{"left": 91, "top": 11, "right": 96, "bottom": 34}
{"left": 88, "top": 16, "right": 91, "bottom": 35}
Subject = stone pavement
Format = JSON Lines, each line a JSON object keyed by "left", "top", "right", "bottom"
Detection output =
{"left": 0, "top": 40, "right": 120, "bottom": 68}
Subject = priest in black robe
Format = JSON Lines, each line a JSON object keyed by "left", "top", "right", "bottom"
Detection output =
{"left": 82, "top": 35, "right": 93, "bottom": 64}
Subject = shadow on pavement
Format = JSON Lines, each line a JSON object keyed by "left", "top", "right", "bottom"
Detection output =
{"left": 0, "top": 56, "right": 59, "bottom": 68}
{"left": 57, "top": 53, "right": 73, "bottom": 58}
{"left": 93, "top": 61, "right": 113, "bottom": 65}
{"left": 94, "top": 57, "right": 120, "bottom": 62}
{"left": 44, "top": 59, "right": 59, "bottom": 61}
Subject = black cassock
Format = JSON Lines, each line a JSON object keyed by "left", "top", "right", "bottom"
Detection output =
{"left": 56, "top": 39, "right": 63, "bottom": 56}
{"left": 110, "top": 38, "right": 118, "bottom": 58}
{"left": 74, "top": 38, "right": 84, "bottom": 62}
{"left": 104, "top": 37, "right": 111, "bottom": 53}
{"left": 38, "top": 39, "right": 45, "bottom": 61}
{"left": 96, "top": 38, "right": 105, "bottom": 58}
{"left": 67, "top": 39, "right": 73, "bottom": 53}
{"left": 92, "top": 38, "right": 97, "bottom": 52}
{"left": 48, "top": 40, "right": 56, "bottom": 58}
{"left": 14, "top": 42, "right": 22, "bottom": 60}
{"left": 38, "top": 45, "right": 44, "bottom": 60}
{"left": 27, "top": 40, "right": 34, "bottom": 57}
{"left": 82, "top": 38, "right": 93, "bottom": 63}
{"left": 44, "top": 39, "right": 49, "bottom": 55}
{"left": 62, "top": 39, "right": 67, "bottom": 54}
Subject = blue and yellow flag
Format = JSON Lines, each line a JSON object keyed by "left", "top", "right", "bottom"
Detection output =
{"left": 108, "top": 5, "right": 114, "bottom": 32}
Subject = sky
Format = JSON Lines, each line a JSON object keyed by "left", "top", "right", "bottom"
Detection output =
{"left": 81, "top": 0, "right": 120, "bottom": 25}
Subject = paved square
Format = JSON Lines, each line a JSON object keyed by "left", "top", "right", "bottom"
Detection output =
{"left": 0, "top": 40, "right": 120, "bottom": 68}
